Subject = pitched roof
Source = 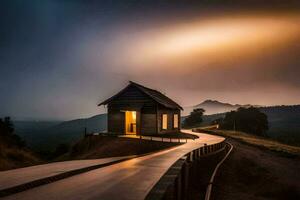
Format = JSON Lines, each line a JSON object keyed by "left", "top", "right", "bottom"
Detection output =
{"left": 98, "top": 81, "right": 183, "bottom": 110}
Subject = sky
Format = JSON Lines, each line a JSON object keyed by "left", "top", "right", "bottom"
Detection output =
{"left": 0, "top": 0, "right": 300, "bottom": 120}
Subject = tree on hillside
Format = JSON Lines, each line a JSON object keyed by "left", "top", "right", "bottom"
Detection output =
{"left": 183, "top": 108, "right": 205, "bottom": 128}
{"left": 220, "top": 107, "right": 268, "bottom": 136}
{"left": 0, "top": 117, "right": 25, "bottom": 148}
{"left": 210, "top": 118, "right": 224, "bottom": 126}
{"left": 0, "top": 117, "right": 14, "bottom": 135}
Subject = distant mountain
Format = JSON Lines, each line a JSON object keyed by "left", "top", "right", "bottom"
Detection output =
{"left": 200, "top": 105, "right": 300, "bottom": 146}
{"left": 183, "top": 99, "right": 256, "bottom": 116}
{"left": 14, "top": 114, "right": 107, "bottom": 151}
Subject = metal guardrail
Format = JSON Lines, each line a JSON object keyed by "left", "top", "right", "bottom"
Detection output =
{"left": 205, "top": 142, "right": 233, "bottom": 200}
{"left": 85, "top": 133, "right": 193, "bottom": 143}
{"left": 138, "top": 135, "right": 189, "bottom": 143}
{"left": 145, "top": 141, "right": 227, "bottom": 200}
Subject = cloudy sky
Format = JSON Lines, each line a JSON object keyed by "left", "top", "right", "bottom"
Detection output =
{"left": 1, "top": 0, "right": 300, "bottom": 120}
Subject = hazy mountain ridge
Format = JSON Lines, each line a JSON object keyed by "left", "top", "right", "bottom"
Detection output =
{"left": 183, "top": 99, "right": 258, "bottom": 116}
{"left": 15, "top": 114, "right": 107, "bottom": 151}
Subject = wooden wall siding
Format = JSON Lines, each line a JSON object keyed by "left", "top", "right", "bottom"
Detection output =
{"left": 157, "top": 106, "right": 181, "bottom": 134}
{"left": 141, "top": 113, "right": 157, "bottom": 135}
{"left": 106, "top": 85, "right": 181, "bottom": 134}
{"left": 136, "top": 111, "right": 141, "bottom": 135}
{"left": 107, "top": 108, "right": 125, "bottom": 134}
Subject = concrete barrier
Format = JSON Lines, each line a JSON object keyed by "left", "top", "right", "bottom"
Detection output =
{"left": 145, "top": 141, "right": 227, "bottom": 200}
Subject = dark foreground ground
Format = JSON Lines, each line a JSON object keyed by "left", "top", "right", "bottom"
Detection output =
{"left": 1, "top": 136, "right": 181, "bottom": 171}
{"left": 211, "top": 139, "right": 300, "bottom": 200}
{"left": 66, "top": 135, "right": 181, "bottom": 160}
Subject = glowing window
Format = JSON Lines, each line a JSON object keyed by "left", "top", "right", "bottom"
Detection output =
{"left": 162, "top": 114, "right": 168, "bottom": 130}
{"left": 132, "top": 111, "right": 136, "bottom": 121}
{"left": 173, "top": 114, "right": 179, "bottom": 128}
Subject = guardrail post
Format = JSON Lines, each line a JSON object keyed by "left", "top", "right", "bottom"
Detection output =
{"left": 193, "top": 149, "right": 198, "bottom": 160}
{"left": 189, "top": 152, "right": 193, "bottom": 162}
{"left": 175, "top": 172, "right": 182, "bottom": 200}
{"left": 181, "top": 161, "right": 190, "bottom": 200}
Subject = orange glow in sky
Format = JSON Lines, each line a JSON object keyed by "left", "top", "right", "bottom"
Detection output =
{"left": 157, "top": 17, "right": 299, "bottom": 56}
{"left": 110, "top": 13, "right": 300, "bottom": 73}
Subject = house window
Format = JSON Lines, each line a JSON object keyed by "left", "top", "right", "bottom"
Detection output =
{"left": 162, "top": 114, "right": 168, "bottom": 130}
{"left": 173, "top": 114, "right": 179, "bottom": 128}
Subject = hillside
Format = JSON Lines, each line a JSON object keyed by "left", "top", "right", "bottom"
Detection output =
{"left": 14, "top": 121, "right": 62, "bottom": 148}
{"left": 194, "top": 128, "right": 300, "bottom": 199}
{"left": 64, "top": 135, "right": 180, "bottom": 160}
{"left": 199, "top": 105, "right": 300, "bottom": 146}
{"left": 0, "top": 118, "right": 41, "bottom": 171}
{"left": 0, "top": 144, "right": 41, "bottom": 171}
{"left": 212, "top": 138, "right": 300, "bottom": 200}
{"left": 183, "top": 100, "right": 255, "bottom": 116}
{"left": 15, "top": 114, "right": 107, "bottom": 151}
{"left": 260, "top": 105, "right": 300, "bottom": 146}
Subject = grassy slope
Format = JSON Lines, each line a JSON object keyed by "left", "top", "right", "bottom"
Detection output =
{"left": 1, "top": 135, "right": 181, "bottom": 170}
{"left": 0, "top": 144, "right": 41, "bottom": 171}
{"left": 197, "top": 129, "right": 300, "bottom": 156}
{"left": 192, "top": 128, "right": 300, "bottom": 199}
{"left": 211, "top": 139, "right": 300, "bottom": 200}
{"left": 61, "top": 136, "right": 180, "bottom": 160}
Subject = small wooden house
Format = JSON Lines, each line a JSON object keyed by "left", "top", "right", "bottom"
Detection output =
{"left": 98, "top": 81, "right": 183, "bottom": 135}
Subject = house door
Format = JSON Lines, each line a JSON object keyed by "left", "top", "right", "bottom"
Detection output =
{"left": 125, "top": 111, "right": 137, "bottom": 134}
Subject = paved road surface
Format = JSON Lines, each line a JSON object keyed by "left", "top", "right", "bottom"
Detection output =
{"left": 2, "top": 130, "right": 224, "bottom": 200}
{"left": 0, "top": 156, "right": 134, "bottom": 190}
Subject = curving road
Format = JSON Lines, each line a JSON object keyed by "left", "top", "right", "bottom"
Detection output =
{"left": 0, "top": 156, "right": 135, "bottom": 191}
{"left": 2, "top": 130, "right": 224, "bottom": 200}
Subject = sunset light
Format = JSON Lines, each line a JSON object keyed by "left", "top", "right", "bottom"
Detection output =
{"left": 1, "top": 1, "right": 300, "bottom": 200}
{"left": 120, "top": 14, "right": 300, "bottom": 68}
{"left": 157, "top": 17, "right": 300, "bottom": 56}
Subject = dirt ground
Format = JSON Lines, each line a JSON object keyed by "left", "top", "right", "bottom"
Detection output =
{"left": 68, "top": 135, "right": 181, "bottom": 160}
{"left": 211, "top": 139, "right": 300, "bottom": 200}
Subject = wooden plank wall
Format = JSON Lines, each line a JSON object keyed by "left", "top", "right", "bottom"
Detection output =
{"left": 108, "top": 85, "right": 157, "bottom": 134}
{"left": 107, "top": 84, "right": 181, "bottom": 134}
{"left": 157, "top": 106, "right": 181, "bottom": 134}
